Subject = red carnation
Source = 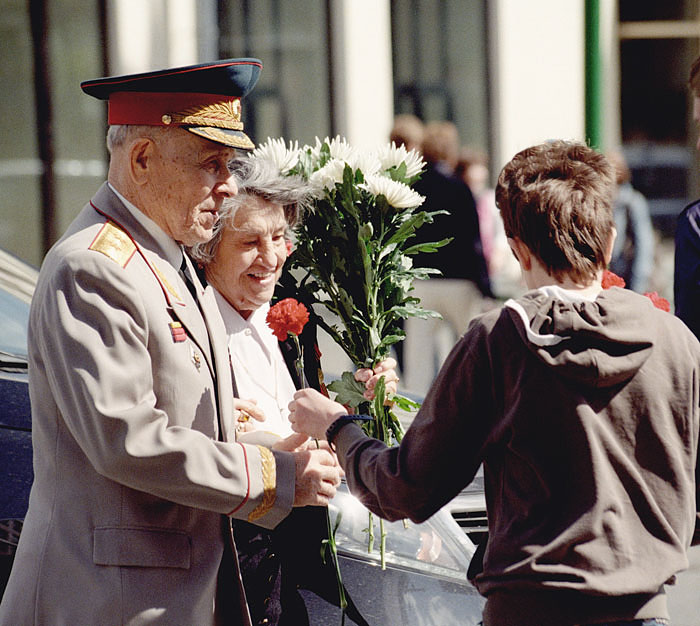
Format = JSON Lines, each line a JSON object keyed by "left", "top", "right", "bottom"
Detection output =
{"left": 643, "top": 291, "right": 671, "bottom": 312}
{"left": 602, "top": 270, "right": 625, "bottom": 289}
{"left": 285, "top": 239, "right": 294, "bottom": 257}
{"left": 266, "top": 298, "right": 309, "bottom": 341}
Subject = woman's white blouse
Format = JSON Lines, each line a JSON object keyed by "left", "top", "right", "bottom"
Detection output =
{"left": 213, "top": 289, "right": 297, "bottom": 438}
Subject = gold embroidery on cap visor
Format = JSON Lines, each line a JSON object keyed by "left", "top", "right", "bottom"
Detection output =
{"left": 187, "top": 126, "right": 255, "bottom": 150}
{"left": 170, "top": 100, "right": 243, "bottom": 129}
{"left": 164, "top": 99, "right": 255, "bottom": 150}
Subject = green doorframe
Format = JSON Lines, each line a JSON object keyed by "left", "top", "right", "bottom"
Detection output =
{"left": 585, "top": 0, "right": 603, "bottom": 150}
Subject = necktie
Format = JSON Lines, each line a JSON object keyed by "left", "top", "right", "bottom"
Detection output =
{"left": 180, "top": 256, "right": 199, "bottom": 302}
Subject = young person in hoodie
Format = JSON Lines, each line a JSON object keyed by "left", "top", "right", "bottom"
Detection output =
{"left": 286, "top": 140, "right": 700, "bottom": 626}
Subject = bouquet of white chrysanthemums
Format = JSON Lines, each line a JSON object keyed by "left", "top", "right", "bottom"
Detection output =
{"left": 251, "top": 136, "right": 448, "bottom": 567}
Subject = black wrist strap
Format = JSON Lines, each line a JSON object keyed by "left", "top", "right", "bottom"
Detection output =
{"left": 325, "top": 414, "right": 372, "bottom": 449}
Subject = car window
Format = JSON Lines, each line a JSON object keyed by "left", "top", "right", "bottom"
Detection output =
{"left": 0, "top": 288, "right": 29, "bottom": 361}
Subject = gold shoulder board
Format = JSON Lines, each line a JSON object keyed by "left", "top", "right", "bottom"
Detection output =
{"left": 89, "top": 221, "right": 136, "bottom": 268}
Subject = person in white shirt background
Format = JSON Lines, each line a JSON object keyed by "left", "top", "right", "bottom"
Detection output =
{"left": 189, "top": 155, "right": 397, "bottom": 626}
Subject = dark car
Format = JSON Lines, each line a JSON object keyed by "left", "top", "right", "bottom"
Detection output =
{"left": 0, "top": 248, "right": 36, "bottom": 594}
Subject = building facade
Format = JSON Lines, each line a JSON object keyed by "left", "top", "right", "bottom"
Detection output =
{"left": 1, "top": 0, "right": 699, "bottom": 265}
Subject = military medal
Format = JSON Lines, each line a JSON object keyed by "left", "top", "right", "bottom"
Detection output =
{"left": 169, "top": 321, "right": 186, "bottom": 342}
{"left": 190, "top": 345, "right": 201, "bottom": 370}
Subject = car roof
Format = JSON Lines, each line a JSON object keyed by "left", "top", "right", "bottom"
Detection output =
{"left": 0, "top": 248, "right": 38, "bottom": 305}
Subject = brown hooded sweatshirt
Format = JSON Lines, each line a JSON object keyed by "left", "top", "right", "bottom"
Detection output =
{"left": 334, "top": 286, "right": 700, "bottom": 626}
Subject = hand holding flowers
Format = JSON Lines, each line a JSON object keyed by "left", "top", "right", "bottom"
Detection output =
{"left": 354, "top": 357, "right": 399, "bottom": 401}
{"left": 288, "top": 388, "right": 347, "bottom": 442}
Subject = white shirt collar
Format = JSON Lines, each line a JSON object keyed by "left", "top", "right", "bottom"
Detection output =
{"left": 212, "top": 287, "right": 296, "bottom": 438}
{"left": 213, "top": 289, "right": 274, "bottom": 344}
{"left": 108, "top": 182, "right": 183, "bottom": 269}
{"left": 538, "top": 284, "right": 600, "bottom": 303}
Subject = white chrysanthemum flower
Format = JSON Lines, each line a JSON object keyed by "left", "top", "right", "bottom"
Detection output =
{"left": 309, "top": 158, "right": 346, "bottom": 191}
{"left": 307, "top": 136, "right": 357, "bottom": 170}
{"left": 377, "top": 141, "right": 426, "bottom": 179}
{"left": 325, "top": 135, "right": 356, "bottom": 162}
{"left": 347, "top": 151, "right": 381, "bottom": 178}
{"left": 361, "top": 175, "right": 425, "bottom": 209}
{"left": 251, "top": 137, "right": 300, "bottom": 174}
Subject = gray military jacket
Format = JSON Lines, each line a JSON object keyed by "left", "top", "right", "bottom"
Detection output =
{"left": 0, "top": 183, "right": 295, "bottom": 625}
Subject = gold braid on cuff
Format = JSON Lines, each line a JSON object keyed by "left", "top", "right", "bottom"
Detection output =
{"left": 247, "top": 446, "right": 276, "bottom": 522}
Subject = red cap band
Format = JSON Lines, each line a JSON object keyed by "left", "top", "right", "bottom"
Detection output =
{"left": 107, "top": 91, "right": 238, "bottom": 126}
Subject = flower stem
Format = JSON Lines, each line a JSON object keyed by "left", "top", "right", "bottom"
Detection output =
{"left": 326, "top": 508, "right": 347, "bottom": 621}
{"left": 315, "top": 439, "right": 347, "bottom": 623}
{"left": 380, "top": 518, "right": 387, "bottom": 570}
{"left": 291, "top": 333, "right": 305, "bottom": 387}
{"left": 367, "top": 511, "right": 375, "bottom": 553}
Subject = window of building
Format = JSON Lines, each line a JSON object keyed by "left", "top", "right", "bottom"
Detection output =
{"left": 217, "top": 0, "right": 332, "bottom": 145}
{"left": 618, "top": 0, "right": 700, "bottom": 233}
{"left": 0, "top": 0, "right": 105, "bottom": 266}
{"left": 390, "top": 0, "right": 490, "bottom": 154}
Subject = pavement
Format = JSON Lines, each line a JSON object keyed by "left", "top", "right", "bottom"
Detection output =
{"left": 667, "top": 544, "right": 700, "bottom": 626}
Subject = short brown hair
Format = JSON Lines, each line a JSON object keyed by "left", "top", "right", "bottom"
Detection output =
{"left": 689, "top": 55, "right": 700, "bottom": 98}
{"left": 495, "top": 140, "right": 615, "bottom": 284}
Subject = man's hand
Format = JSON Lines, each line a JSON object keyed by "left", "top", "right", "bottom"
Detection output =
{"left": 292, "top": 447, "right": 341, "bottom": 507}
{"left": 288, "top": 388, "right": 346, "bottom": 440}
{"left": 355, "top": 357, "right": 399, "bottom": 401}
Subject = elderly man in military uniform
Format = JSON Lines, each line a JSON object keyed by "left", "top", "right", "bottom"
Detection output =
{"left": 0, "top": 59, "right": 340, "bottom": 626}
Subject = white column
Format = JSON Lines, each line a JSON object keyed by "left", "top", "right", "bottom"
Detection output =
{"left": 489, "top": 0, "right": 586, "bottom": 168}
{"left": 106, "top": 0, "right": 200, "bottom": 75}
{"left": 600, "top": 0, "right": 621, "bottom": 151}
{"left": 329, "top": 0, "right": 394, "bottom": 149}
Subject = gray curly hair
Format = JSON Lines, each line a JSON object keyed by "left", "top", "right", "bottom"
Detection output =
{"left": 189, "top": 156, "right": 312, "bottom": 265}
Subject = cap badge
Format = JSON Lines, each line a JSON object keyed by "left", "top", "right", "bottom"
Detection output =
{"left": 170, "top": 99, "right": 243, "bottom": 130}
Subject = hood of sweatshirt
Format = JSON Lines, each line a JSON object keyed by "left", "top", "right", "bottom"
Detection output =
{"left": 504, "top": 286, "right": 656, "bottom": 388}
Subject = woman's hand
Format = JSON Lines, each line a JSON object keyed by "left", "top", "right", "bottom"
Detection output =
{"left": 288, "top": 388, "right": 346, "bottom": 440}
{"left": 355, "top": 356, "right": 399, "bottom": 401}
{"left": 233, "top": 398, "right": 265, "bottom": 434}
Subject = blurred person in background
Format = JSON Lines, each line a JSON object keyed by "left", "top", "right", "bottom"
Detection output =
{"left": 675, "top": 54, "right": 700, "bottom": 339}
{"left": 456, "top": 146, "right": 523, "bottom": 299}
{"left": 388, "top": 114, "right": 425, "bottom": 372}
{"left": 606, "top": 149, "right": 655, "bottom": 293}
{"left": 403, "top": 121, "right": 493, "bottom": 395}
{"left": 389, "top": 113, "right": 425, "bottom": 154}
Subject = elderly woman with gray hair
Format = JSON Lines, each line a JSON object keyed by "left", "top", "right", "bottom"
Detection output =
{"left": 190, "top": 156, "right": 395, "bottom": 625}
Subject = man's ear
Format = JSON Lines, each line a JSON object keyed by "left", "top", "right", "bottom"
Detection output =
{"left": 507, "top": 237, "right": 532, "bottom": 271}
{"left": 128, "top": 137, "right": 156, "bottom": 186}
{"left": 604, "top": 227, "right": 617, "bottom": 265}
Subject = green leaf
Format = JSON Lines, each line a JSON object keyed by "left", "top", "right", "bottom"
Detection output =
{"left": 392, "top": 394, "right": 421, "bottom": 412}
{"left": 358, "top": 222, "right": 373, "bottom": 239}
{"left": 403, "top": 238, "right": 453, "bottom": 255}
{"left": 372, "top": 377, "right": 386, "bottom": 426}
{"left": 327, "top": 371, "right": 368, "bottom": 409}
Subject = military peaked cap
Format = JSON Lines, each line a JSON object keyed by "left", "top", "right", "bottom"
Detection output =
{"left": 81, "top": 58, "right": 262, "bottom": 150}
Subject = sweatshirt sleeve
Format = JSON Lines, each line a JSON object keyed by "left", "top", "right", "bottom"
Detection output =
{"left": 335, "top": 322, "right": 495, "bottom": 523}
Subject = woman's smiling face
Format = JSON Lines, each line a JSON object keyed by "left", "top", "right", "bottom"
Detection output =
{"left": 206, "top": 196, "right": 288, "bottom": 319}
